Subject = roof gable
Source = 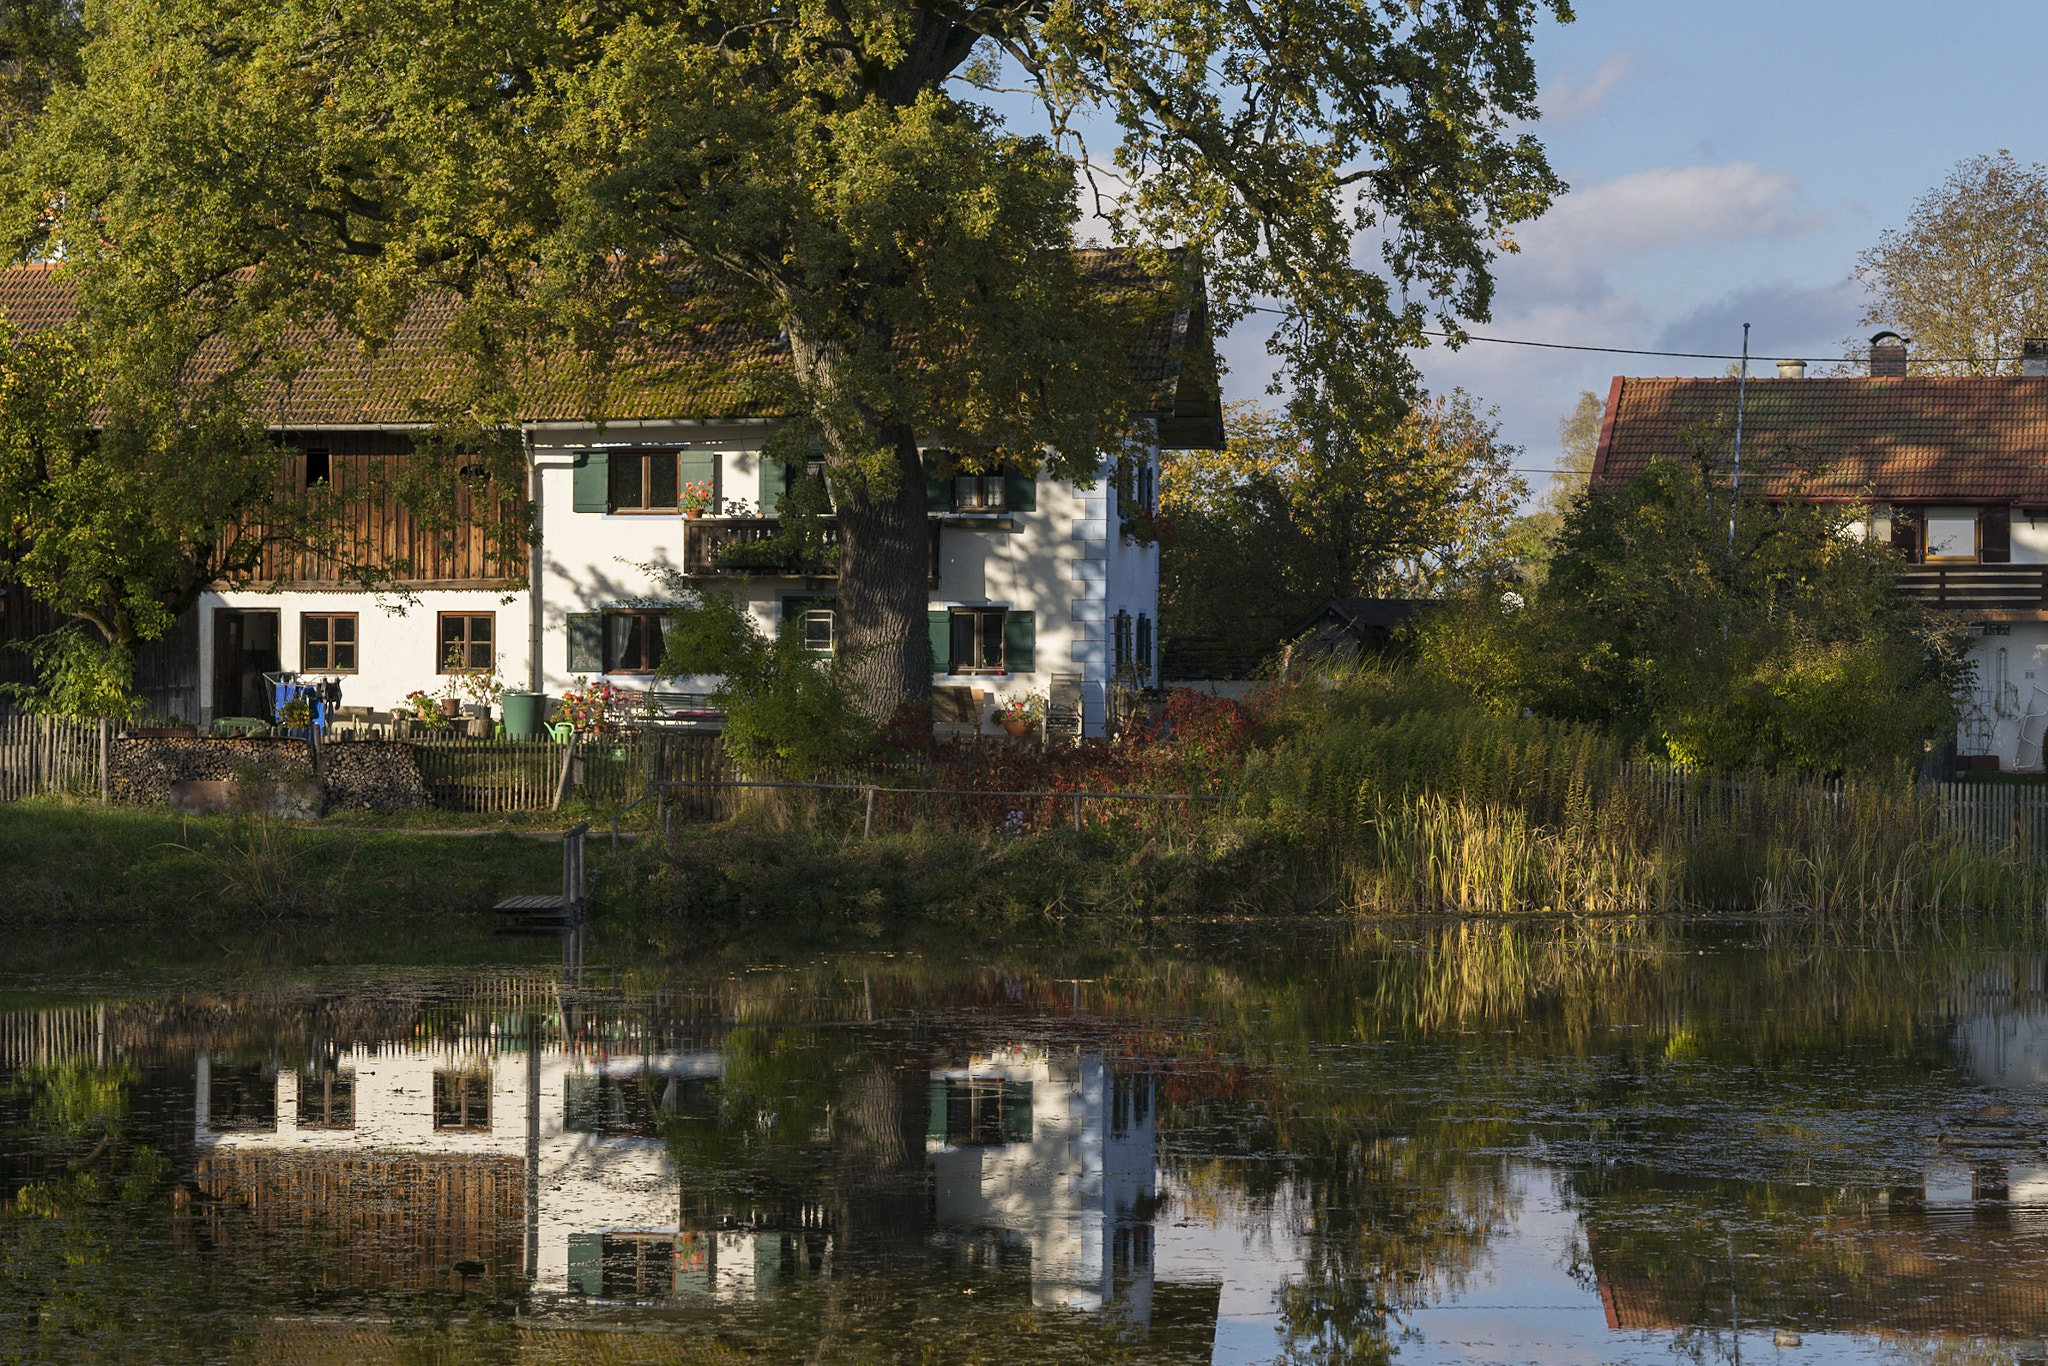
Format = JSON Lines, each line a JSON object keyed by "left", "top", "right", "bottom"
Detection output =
{"left": 0, "top": 257, "right": 1225, "bottom": 443}
{"left": 1592, "top": 375, "right": 2048, "bottom": 504}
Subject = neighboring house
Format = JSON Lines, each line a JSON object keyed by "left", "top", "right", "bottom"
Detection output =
{"left": 0, "top": 256, "right": 1223, "bottom": 736}
{"left": 1592, "top": 334, "right": 2048, "bottom": 772}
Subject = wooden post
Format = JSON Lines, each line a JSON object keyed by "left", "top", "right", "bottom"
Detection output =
{"left": 864, "top": 785, "right": 876, "bottom": 839}
{"left": 97, "top": 718, "right": 110, "bottom": 804}
{"left": 551, "top": 733, "right": 579, "bottom": 812}
{"left": 1072, "top": 792, "right": 1083, "bottom": 833}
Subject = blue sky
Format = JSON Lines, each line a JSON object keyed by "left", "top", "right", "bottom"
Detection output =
{"left": 1200, "top": 1, "right": 2048, "bottom": 488}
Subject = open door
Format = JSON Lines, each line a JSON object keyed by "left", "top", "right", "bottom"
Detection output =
{"left": 212, "top": 609, "right": 281, "bottom": 721}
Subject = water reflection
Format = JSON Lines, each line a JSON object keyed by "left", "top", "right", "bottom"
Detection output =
{"left": 15, "top": 932, "right": 2048, "bottom": 1361}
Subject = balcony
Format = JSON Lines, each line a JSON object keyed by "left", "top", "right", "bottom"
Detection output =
{"left": 680, "top": 517, "right": 941, "bottom": 582}
{"left": 1895, "top": 564, "right": 2048, "bottom": 612}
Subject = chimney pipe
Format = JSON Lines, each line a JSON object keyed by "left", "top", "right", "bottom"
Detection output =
{"left": 1776, "top": 359, "right": 1807, "bottom": 379}
{"left": 1869, "top": 331, "right": 1908, "bottom": 378}
{"left": 2026, "top": 338, "right": 2048, "bottom": 377}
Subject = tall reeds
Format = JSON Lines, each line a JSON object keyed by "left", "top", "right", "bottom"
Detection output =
{"left": 1232, "top": 669, "right": 2048, "bottom": 919}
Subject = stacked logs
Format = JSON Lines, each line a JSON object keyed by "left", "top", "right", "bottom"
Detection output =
{"left": 111, "top": 738, "right": 430, "bottom": 812}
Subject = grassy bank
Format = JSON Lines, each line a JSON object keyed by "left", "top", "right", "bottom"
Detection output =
{"left": 0, "top": 797, "right": 568, "bottom": 928}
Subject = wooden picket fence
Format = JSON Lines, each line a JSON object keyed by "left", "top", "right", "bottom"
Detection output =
{"left": 0, "top": 715, "right": 99, "bottom": 801}
{"left": 412, "top": 730, "right": 733, "bottom": 814}
{"left": 1929, "top": 781, "right": 2048, "bottom": 859}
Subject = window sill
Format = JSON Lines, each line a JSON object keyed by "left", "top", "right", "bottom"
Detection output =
{"left": 941, "top": 513, "right": 1015, "bottom": 527}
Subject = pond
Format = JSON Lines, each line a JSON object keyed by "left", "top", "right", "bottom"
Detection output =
{"left": 6, "top": 919, "right": 2048, "bottom": 1364}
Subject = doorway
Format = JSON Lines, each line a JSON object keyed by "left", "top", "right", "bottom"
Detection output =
{"left": 212, "top": 609, "right": 281, "bottom": 722}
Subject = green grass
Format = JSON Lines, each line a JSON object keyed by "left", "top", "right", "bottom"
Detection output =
{"left": 0, "top": 796, "right": 571, "bottom": 928}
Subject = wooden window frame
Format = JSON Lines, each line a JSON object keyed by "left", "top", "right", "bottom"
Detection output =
{"left": 433, "top": 1069, "right": 491, "bottom": 1131}
{"left": 607, "top": 447, "right": 683, "bottom": 513}
{"left": 951, "top": 474, "right": 1008, "bottom": 513}
{"left": 949, "top": 607, "right": 1008, "bottom": 675}
{"left": 301, "top": 612, "right": 358, "bottom": 674}
{"left": 437, "top": 612, "right": 496, "bottom": 674}
{"left": 603, "top": 609, "right": 669, "bottom": 675}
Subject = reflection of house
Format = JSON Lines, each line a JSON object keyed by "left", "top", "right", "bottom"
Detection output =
{"left": 928, "top": 1047, "right": 1160, "bottom": 1314}
{"left": 191, "top": 1044, "right": 727, "bottom": 1299}
{"left": 1590, "top": 1168, "right": 2048, "bottom": 1339}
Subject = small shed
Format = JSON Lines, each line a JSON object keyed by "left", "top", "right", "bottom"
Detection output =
{"left": 1290, "top": 598, "right": 1435, "bottom": 657}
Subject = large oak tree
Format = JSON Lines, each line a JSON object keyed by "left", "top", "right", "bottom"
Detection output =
{"left": 9, "top": 0, "right": 1570, "bottom": 719}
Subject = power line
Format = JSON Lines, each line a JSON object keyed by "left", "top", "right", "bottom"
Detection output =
{"left": 1236, "top": 302, "right": 2019, "bottom": 365}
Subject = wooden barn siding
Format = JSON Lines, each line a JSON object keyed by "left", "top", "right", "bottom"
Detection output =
{"left": 0, "top": 588, "right": 200, "bottom": 719}
{"left": 227, "top": 431, "right": 530, "bottom": 588}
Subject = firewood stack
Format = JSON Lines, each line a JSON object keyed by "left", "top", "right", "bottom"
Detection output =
{"left": 110, "top": 738, "right": 431, "bottom": 812}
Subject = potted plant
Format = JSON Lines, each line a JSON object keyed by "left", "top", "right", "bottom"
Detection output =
{"left": 460, "top": 663, "right": 506, "bottom": 719}
{"left": 276, "top": 695, "right": 315, "bottom": 732}
{"left": 995, "top": 693, "right": 1043, "bottom": 737}
{"left": 682, "top": 480, "right": 714, "bottom": 519}
{"left": 403, "top": 689, "right": 448, "bottom": 731}
{"left": 556, "top": 678, "right": 622, "bottom": 735}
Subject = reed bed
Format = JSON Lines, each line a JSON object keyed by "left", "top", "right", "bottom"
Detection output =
{"left": 1232, "top": 696, "right": 2048, "bottom": 920}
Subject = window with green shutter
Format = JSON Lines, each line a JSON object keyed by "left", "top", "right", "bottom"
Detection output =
{"left": 676, "top": 449, "right": 716, "bottom": 511}
{"left": 927, "top": 609, "right": 951, "bottom": 674}
{"left": 567, "top": 613, "right": 603, "bottom": 672}
{"left": 1004, "top": 611, "right": 1035, "bottom": 674}
{"left": 1003, "top": 467, "right": 1038, "bottom": 512}
{"left": 923, "top": 452, "right": 951, "bottom": 512}
{"left": 571, "top": 452, "right": 609, "bottom": 513}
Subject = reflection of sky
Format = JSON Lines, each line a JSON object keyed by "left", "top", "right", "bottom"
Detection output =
{"left": 1184, "top": 1163, "right": 2036, "bottom": 1366}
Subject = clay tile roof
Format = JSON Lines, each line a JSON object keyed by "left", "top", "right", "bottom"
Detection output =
{"left": 0, "top": 255, "right": 1222, "bottom": 443}
{"left": 1592, "top": 375, "right": 2048, "bottom": 504}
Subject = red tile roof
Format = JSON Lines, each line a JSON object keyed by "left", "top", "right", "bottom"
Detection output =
{"left": 1592, "top": 375, "right": 2048, "bottom": 504}
{"left": 0, "top": 257, "right": 1219, "bottom": 441}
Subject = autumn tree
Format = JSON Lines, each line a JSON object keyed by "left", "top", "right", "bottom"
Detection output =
{"left": 6, "top": 0, "right": 1572, "bottom": 721}
{"left": 1160, "top": 395, "right": 1526, "bottom": 673}
{"left": 1855, "top": 151, "right": 2048, "bottom": 375}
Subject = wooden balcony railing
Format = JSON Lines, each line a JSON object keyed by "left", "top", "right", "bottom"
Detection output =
{"left": 1895, "top": 564, "right": 2048, "bottom": 611}
{"left": 680, "top": 517, "right": 941, "bottom": 582}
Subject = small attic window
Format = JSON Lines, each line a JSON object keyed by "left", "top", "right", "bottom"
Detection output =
{"left": 304, "top": 448, "right": 330, "bottom": 488}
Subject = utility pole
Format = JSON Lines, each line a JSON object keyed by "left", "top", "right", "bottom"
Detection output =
{"left": 1728, "top": 323, "right": 1751, "bottom": 554}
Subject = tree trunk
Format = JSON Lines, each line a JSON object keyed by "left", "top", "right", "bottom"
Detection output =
{"left": 833, "top": 426, "right": 933, "bottom": 723}
{"left": 785, "top": 322, "right": 933, "bottom": 724}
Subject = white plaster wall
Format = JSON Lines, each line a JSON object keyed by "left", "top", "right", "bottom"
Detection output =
{"left": 2015, "top": 509, "right": 2048, "bottom": 564}
{"left": 1959, "top": 623, "right": 2048, "bottom": 770}
{"left": 531, "top": 423, "right": 1163, "bottom": 737}
{"left": 198, "top": 586, "right": 532, "bottom": 722}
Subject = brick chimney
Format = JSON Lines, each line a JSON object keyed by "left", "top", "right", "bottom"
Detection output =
{"left": 1869, "top": 331, "right": 1908, "bottom": 378}
{"left": 2025, "top": 337, "right": 2048, "bottom": 376}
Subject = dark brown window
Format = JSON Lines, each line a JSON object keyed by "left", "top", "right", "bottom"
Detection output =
{"left": 434, "top": 1069, "right": 490, "bottom": 1131}
{"left": 608, "top": 448, "right": 681, "bottom": 511}
{"left": 949, "top": 608, "right": 1007, "bottom": 675}
{"left": 297, "top": 1065, "right": 355, "bottom": 1131}
{"left": 302, "top": 613, "right": 357, "bottom": 673}
{"left": 952, "top": 474, "right": 1007, "bottom": 512}
{"left": 304, "top": 447, "right": 331, "bottom": 489}
{"left": 1983, "top": 506, "right": 2013, "bottom": 563}
{"left": 604, "top": 610, "right": 668, "bottom": 674}
{"left": 438, "top": 613, "right": 494, "bottom": 673}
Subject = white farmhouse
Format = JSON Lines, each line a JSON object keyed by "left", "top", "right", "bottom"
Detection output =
{"left": 0, "top": 257, "right": 1224, "bottom": 737}
{"left": 1593, "top": 334, "right": 2048, "bottom": 774}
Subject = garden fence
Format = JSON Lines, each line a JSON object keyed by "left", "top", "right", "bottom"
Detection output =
{"left": 412, "top": 731, "right": 735, "bottom": 814}
{"left": 0, "top": 715, "right": 100, "bottom": 801}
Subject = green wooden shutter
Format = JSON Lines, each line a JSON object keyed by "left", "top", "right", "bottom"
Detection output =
{"left": 568, "top": 1233, "right": 603, "bottom": 1296}
{"left": 567, "top": 613, "right": 604, "bottom": 673}
{"left": 1002, "top": 1081, "right": 1033, "bottom": 1143}
{"left": 927, "top": 1081, "right": 948, "bottom": 1142}
{"left": 927, "top": 609, "right": 951, "bottom": 675}
{"left": 1004, "top": 467, "right": 1037, "bottom": 512}
{"left": 571, "top": 452, "right": 609, "bottom": 513}
{"left": 923, "top": 453, "right": 951, "bottom": 512}
{"left": 1004, "top": 610, "right": 1035, "bottom": 674}
{"left": 676, "top": 449, "right": 714, "bottom": 509}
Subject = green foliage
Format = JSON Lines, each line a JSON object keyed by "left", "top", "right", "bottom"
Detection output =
{"left": 6, "top": 0, "right": 1569, "bottom": 718}
{"left": 658, "top": 590, "right": 875, "bottom": 779}
{"left": 1, "top": 623, "right": 139, "bottom": 719}
{"left": 1161, "top": 395, "right": 1527, "bottom": 673}
{"left": 1415, "top": 455, "right": 1967, "bottom": 774}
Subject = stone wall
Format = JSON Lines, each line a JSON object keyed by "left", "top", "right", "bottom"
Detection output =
{"left": 111, "top": 738, "right": 430, "bottom": 812}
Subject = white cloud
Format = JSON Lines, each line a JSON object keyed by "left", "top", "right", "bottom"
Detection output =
{"left": 1538, "top": 50, "right": 1641, "bottom": 125}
